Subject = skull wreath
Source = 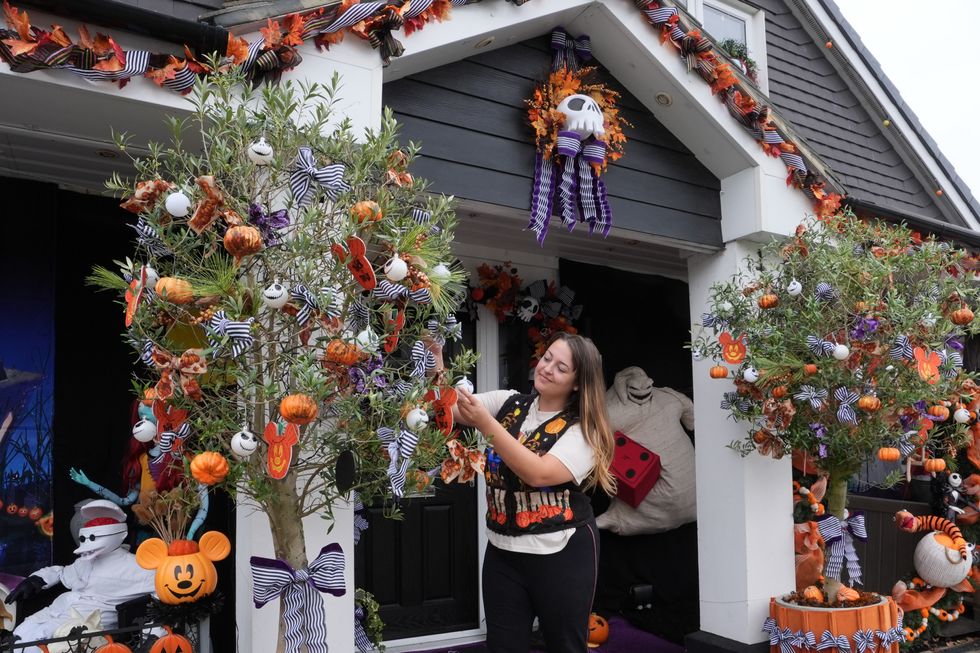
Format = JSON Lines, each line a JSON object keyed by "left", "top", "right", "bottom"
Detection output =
{"left": 556, "top": 94, "right": 605, "bottom": 141}
{"left": 516, "top": 295, "right": 540, "bottom": 322}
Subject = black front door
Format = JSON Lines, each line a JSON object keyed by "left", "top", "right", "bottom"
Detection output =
{"left": 354, "top": 315, "right": 480, "bottom": 640}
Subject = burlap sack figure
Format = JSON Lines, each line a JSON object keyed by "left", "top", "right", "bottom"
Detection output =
{"left": 597, "top": 367, "right": 696, "bottom": 535}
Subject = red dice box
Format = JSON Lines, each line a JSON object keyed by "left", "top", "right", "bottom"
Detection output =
{"left": 610, "top": 431, "right": 661, "bottom": 508}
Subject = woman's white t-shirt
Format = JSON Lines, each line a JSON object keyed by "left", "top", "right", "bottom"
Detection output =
{"left": 475, "top": 389, "right": 596, "bottom": 555}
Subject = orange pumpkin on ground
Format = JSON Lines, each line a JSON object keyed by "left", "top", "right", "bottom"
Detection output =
{"left": 587, "top": 613, "right": 610, "bottom": 648}
{"left": 136, "top": 532, "right": 231, "bottom": 605}
{"left": 280, "top": 393, "right": 318, "bottom": 425}
{"left": 155, "top": 277, "right": 194, "bottom": 304}
{"left": 149, "top": 626, "right": 194, "bottom": 653}
{"left": 190, "top": 451, "right": 230, "bottom": 485}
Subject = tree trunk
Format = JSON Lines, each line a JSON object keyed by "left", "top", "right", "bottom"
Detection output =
{"left": 265, "top": 465, "right": 308, "bottom": 653}
{"left": 822, "top": 470, "right": 850, "bottom": 602}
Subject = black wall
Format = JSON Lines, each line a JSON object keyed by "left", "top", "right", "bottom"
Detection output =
{"left": 385, "top": 35, "right": 723, "bottom": 248}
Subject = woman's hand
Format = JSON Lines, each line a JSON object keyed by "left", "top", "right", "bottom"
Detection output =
{"left": 456, "top": 388, "right": 495, "bottom": 434}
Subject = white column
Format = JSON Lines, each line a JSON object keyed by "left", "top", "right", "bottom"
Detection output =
{"left": 234, "top": 35, "right": 383, "bottom": 653}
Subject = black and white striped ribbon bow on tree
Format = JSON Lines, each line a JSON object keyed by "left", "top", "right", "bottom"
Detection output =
{"left": 206, "top": 311, "right": 255, "bottom": 358}
{"left": 151, "top": 422, "right": 191, "bottom": 466}
{"left": 375, "top": 279, "right": 432, "bottom": 304}
{"left": 290, "top": 147, "right": 351, "bottom": 208}
{"left": 378, "top": 425, "right": 420, "bottom": 497}
{"left": 410, "top": 340, "right": 437, "bottom": 379}
{"left": 427, "top": 315, "right": 462, "bottom": 345}
{"left": 250, "top": 543, "right": 346, "bottom": 653}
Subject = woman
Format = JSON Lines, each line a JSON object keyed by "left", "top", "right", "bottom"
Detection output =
{"left": 454, "top": 332, "right": 616, "bottom": 652}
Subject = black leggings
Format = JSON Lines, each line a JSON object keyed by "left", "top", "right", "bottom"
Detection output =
{"left": 483, "top": 521, "right": 599, "bottom": 653}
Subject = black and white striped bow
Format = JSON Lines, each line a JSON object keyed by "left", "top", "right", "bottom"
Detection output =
{"left": 351, "top": 493, "right": 369, "bottom": 546}
{"left": 853, "top": 629, "right": 876, "bottom": 653}
{"left": 795, "top": 385, "right": 828, "bottom": 410}
{"left": 378, "top": 426, "right": 420, "bottom": 498}
{"left": 427, "top": 315, "right": 462, "bottom": 345}
{"left": 815, "top": 282, "right": 838, "bottom": 302}
{"left": 841, "top": 512, "right": 867, "bottom": 585}
{"left": 720, "top": 392, "right": 751, "bottom": 413}
{"left": 817, "top": 630, "right": 851, "bottom": 653}
{"left": 320, "top": 285, "right": 344, "bottom": 320}
{"left": 290, "top": 285, "right": 319, "bottom": 325}
{"left": 354, "top": 605, "right": 373, "bottom": 652}
{"left": 290, "top": 147, "right": 350, "bottom": 208}
{"left": 386, "top": 379, "right": 414, "bottom": 399}
{"left": 250, "top": 543, "right": 345, "bottom": 653}
{"left": 807, "top": 336, "right": 836, "bottom": 357}
{"left": 897, "top": 431, "right": 918, "bottom": 457}
{"left": 374, "top": 279, "right": 431, "bottom": 304}
{"left": 412, "top": 208, "right": 441, "bottom": 234}
{"left": 550, "top": 28, "right": 591, "bottom": 72}
{"left": 207, "top": 311, "right": 255, "bottom": 358}
{"left": 793, "top": 631, "right": 817, "bottom": 651}
{"left": 702, "top": 313, "right": 722, "bottom": 328}
{"left": 939, "top": 349, "right": 964, "bottom": 379}
{"left": 350, "top": 297, "right": 370, "bottom": 333}
{"left": 130, "top": 216, "right": 171, "bottom": 257}
{"left": 876, "top": 616, "right": 904, "bottom": 648}
{"left": 410, "top": 341, "right": 436, "bottom": 379}
{"left": 762, "top": 619, "right": 797, "bottom": 653}
{"left": 138, "top": 339, "right": 156, "bottom": 366}
{"left": 834, "top": 387, "right": 859, "bottom": 425}
{"left": 890, "top": 335, "right": 914, "bottom": 361}
{"left": 151, "top": 422, "right": 191, "bottom": 466}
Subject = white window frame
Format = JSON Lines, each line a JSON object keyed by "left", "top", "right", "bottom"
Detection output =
{"left": 684, "top": 0, "right": 769, "bottom": 95}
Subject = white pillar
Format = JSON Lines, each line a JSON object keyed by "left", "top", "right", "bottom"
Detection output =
{"left": 234, "top": 36, "right": 383, "bottom": 653}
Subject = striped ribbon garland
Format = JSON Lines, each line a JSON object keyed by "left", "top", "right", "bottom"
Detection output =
{"left": 378, "top": 426, "right": 420, "bottom": 497}
{"left": 206, "top": 311, "right": 255, "bottom": 358}
{"left": 250, "top": 543, "right": 346, "bottom": 653}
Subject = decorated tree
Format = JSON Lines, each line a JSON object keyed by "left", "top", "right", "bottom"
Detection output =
{"left": 692, "top": 212, "right": 980, "bottom": 600}
{"left": 90, "top": 68, "right": 475, "bottom": 649}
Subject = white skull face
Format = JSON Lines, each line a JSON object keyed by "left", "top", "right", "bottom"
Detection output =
{"left": 248, "top": 137, "right": 274, "bottom": 165}
{"left": 557, "top": 93, "right": 605, "bottom": 140}
{"left": 786, "top": 279, "right": 803, "bottom": 296}
{"left": 406, "top": 408, "right": 429, "bottom": 431}
{"left": 517, "top": 296, "right": 539, "bottom": 322}
{"left": 231, "top": 429, "right": 259, "bottom": 458}
{"left": 949, "top": 473, "right": 963, "bottom": 488}
{"left": 384, "top": 256, "right": 409, "bottom": 282}
{"left": 456, "top": 377, "right": 475, "bottom": 394}
{"left": 263, "top": 282, "right": 289, "bottom": 309}
{"left": 742, "top": 367, "right": 760, "bottom": 383}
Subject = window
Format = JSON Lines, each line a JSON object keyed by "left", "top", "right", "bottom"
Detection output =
{"left": 680, "top": 0, "right": 768, "bottom": 93}
{"left": 703, "top": 3, "right": 747, "bottom": 44}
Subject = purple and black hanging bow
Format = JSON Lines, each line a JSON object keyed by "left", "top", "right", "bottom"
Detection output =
{"left": 248, "top": 203, "right": 290, "bottom": 246}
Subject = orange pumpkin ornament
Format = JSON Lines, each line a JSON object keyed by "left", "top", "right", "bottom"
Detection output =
{"left": 928, "top": 405, "right": 950, "bottom": 422}
{"left": 351, "top": 200, "right": 383, "bottom": 223}
{"left": 877, "top": 447, "right": 901, "bottom": 462}
{"left": 772, "top": 386, "right": 788, "bottom": 399}
{"left": 587, "top": 613, "right": 610, "bottom": 648}
{"left": 280, "top": 393, "right": 318, "bottom": 425}
{"left": 325, "top": 339, "right": 363, "bottom": 366}
{"left": 155, "top": 277, "right": 194, "bottom": 304}
{"left": 804, "top": 363, "right": 818, "bottom": 375}
{"left": 924, "top": 458, "right": 947, "bottom": 473}
{"left": 951, "top": 307, "right": 974, "bottom": 326}
{"left": 149, "top": 626, "right": 194, "bottom": 653}
{"left": 709, "top": 365, "right": 729, "bottom": 379}
{"left": 758, "top": 293, "right": 779, "bottom": 309}
{"left": 223, "top": 225, "right": 263, "bottom": 264}
{"left": 857, "top": 395, "right": 881, "bottom": 412}
{"left": 190, "top": 452, "right": 230, "bottom": 485}
{"left": 95, "top": 636, "right": 134, "bottom": 653}
{"left": 136, "top": 532, "right": 231, "bottom": 606}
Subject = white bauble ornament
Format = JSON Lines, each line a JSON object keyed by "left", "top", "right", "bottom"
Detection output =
{"left": 692, "top": 350, "right": 704, "bottom": 361}
{"left": 247, "top": 137, "right": 274, "bottom": 165}
{"left": 384, "top": 256, "right": 409, "bottom": 282}
{"left": 231, "top": 429, "right": 259, "bottom": 459}
{"left": 742, "top": 367, "right": 760, "bottom": 383}
{"left": 921, "top": 313, "right": 938, "bottom": 328}
{"left": 164, "top": 191, "right": 191, "bottom": 218}
{"left": 356, "top": 328, "right": 380, "bottom": 352}
{"left": 719, "top": 301, "right": 733, "bottom": 312}
{"left": 556, "top": 94, "right": 605, "bottom": 140}
{"left": 913, "top": 531, "right": 971, "bottom": 588}
{"left": 954, "top": 408, "right": 971, "bottom": 424}
{"left": 262, "top": 282, "right": 289, "bottom": 309}
{"left": 406, "top": 408, "right": 429, "bottom": 431}
{"left": 832, "top": 344, "right": 850, "bottom": 360}
{"left": 429, "top": 263, "right": 452, "bottom": 285}
{"left": 132, "top": 419, "right": 157, "bottom": 443}
{"left": 141, "top": 266, "right": 160, "bottom": 290}
{"left": 456, "top": 377, "right": 475, "bottom": 394}
{"left": 787, "top": 279, "right": 803, "bottom": 296}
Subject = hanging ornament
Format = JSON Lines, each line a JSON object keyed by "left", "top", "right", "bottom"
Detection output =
{"left": 787, "top": 279, "right": 803, "bottom": 296}
{"left": 384, "top": 256, "right": 409, "bottom": 282}
{"left": 954, "top": 407, "right": 972, "bottom": 424}
{"left": 692, "top": 349, "right": 704, "bottom": 361}
{"left": 132, "top": 419, "right": 157, "bottom": 443}
{"left": 264, "top": 422, "right": 300, "bottom": 479}
{"left": 742, "top": 367, "right": 760, "bottom": 383}
{"left": 405, "top": 408, "right": 429, "bottom": 431}
{"left": 429, "top": 263, "right": 452, "bottom": 285}
{"left": 355, "top": 328, "right": 380, "bottom": 352}
{"left": 719, "top": 301, "right": 734, "bottom": 312}
{"left": 247, "top": 137, "right": 274, "bottom": 165}
{"left": 164, "top": 190, "right": 192, "bottom": 218}
{"left": 456, "top": 377, "right": 475, "bottom": 394}
{"left": 231, "top": 429, "right": 259, "bottom": 458}
{"left": 141, "top": 266, "right": 160, "bottom": 290}
{"left": 921, "top": 312, "right": 938, "bottom": 328}
{"left": 832, "top": 344, "right": 850, "bottom": 360}
{"left": 262, "top": 281, "right": 290, "bottom": 309}
{"left": 718, "top": 332, "right": 747, "bottom": 364}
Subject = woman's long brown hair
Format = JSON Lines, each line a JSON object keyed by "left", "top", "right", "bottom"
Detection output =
{"left": 550, "top": 332, "right": 617, "bottom": 495}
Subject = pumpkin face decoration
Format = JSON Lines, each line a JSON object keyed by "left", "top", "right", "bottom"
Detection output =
{"left": 224, "top": 225, "right": 263, "bottom": 264}
{"left": 718, "top": 332, "right": 747, "bottom": 364}
{"left": 190, "top": 452, "right": 230, "bottom": 485}
{"left": 264, "top": 421, "right": 300, "bottom": 479}
{"left": 28, "top": 506, "right": 42, "bottom": 521}
{"left": 136, "top": 531, "right": 231, "bottom": 605}
{"left": 587, "top": 613, "right": 610, "bottom": 648}
{"left": 280, "top": 393, "right": 319, "bottom": 425}
{"left": 95, "top": 635, "right": 134, "bottom": 653}
{"left": 149, "top": 626, "right": 194, "bottom": 653}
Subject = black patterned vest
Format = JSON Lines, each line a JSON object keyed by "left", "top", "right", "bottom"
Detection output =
{"left": 485, "top": 393, "right": 594, "bottom": 536}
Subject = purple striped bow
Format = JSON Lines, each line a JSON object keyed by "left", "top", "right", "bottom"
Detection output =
{"left": 550, "top": 28, "right": 591, "bottom": 72}
{"left": 206, "top": 311, "right": 254, "bottom": 358}
{"left": 130, "top": 216, "right": 171, "bottom": 257}
{"left": 352, "top": 493, "right": 369, "bottom": 545}
{"left": 842, "top": 512, "right": 867, "bottom": 585}
{"left": 834, "top": 387, "right": 859, "bottom": 425}
{"left": 817, "top": 630, "right": 852, "bottom": 653}
{"left": 795, "top": 385, "right": 829, "bottom": 410}
{"left": 378, "top": 426, "right": 420, "bottom": 497}
{"left": 427, "top": 315, "right": 462, "bottom": 345}
{"left": 290, "top": 284, "right": 319, "bottom": 325}
{"left": 290, "top": 147, "right": 350, "bottom": 208}
{"left": 816, "top": 282, "right": 838, "bottom": 301}
{"left": 939, "top": 349, "right": 963, "bottom": 379}
{"left": 374, "top": 279, "right": 431, "bottom": 304}
{"left": 720, "top": 392, "right": 751, "bottom": 413}
{"left": 853, "top": 630, "right": 876, "bottom": 653}
{"left": 248, "top": 203, "right": 290, "bottom": 246}
{"left": 410, "top": 341, "right": 436, "bottom": 379}
{"left": 354, "top": 605, "right": 373, "bottom": 652}
{"left": 807, "top": 335, "right": 836, "bottom": 357}
{"left": 251, "top": 543, "right": 346, "bottom": 653}
{"left": 816, "top": 515, "right": 844, "bottom": 580}
{"left": 793, "top": 631, "right": 817, "bottom": 649}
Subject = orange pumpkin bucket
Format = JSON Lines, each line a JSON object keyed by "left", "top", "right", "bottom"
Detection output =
{"left": 767, "top": 596, "right": 901, "bottom": 653}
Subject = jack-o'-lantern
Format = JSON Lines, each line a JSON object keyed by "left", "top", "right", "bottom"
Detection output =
{"left": 17, "top": 507, "right": 28, "bottom": 518}
{"left": 6, "top": 503, "right": 18, "bottom": 515}
{"left": 149, "top": 626, "right": 193, "bottom": 653}
{"left": 280, "top": 393, "right": 318, "bottom": 425}
{"left": 587, "top": 613, "right": 610, "bottom": 648}
{"left": 28, "top": 506, "right": 42, "bottom": 521}
{"left": 136, "top": 531, "right": 231, "bottom": 605}
{"left": 95, "top": 635, "right": 134, "bottom": 653}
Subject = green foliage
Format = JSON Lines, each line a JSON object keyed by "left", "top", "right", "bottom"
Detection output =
{"left": 692, "top": 212, "right": 980, "bottom": 514}
{"left": 355, "top": 588, "right": 386, "bottom": 651}
{"left": 101, "top": 68, "right": 475, "bottom": 523}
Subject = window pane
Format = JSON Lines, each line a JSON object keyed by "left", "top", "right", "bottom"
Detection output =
{"left": 703, "top": 4, "right": 746, "bottom": 44}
